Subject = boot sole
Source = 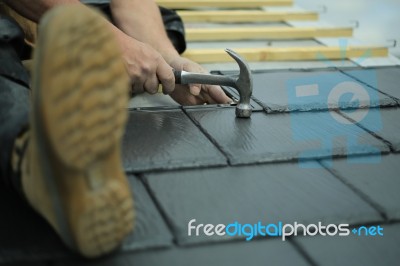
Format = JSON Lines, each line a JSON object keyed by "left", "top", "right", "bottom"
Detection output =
{"left": 31, "top": 5, "right": 134, "bottom": 258}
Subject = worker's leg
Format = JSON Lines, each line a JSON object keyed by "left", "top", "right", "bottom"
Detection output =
{"left": 0, "top": 15, "right": 30, "bottom": 195}
{"left": 0, "top": 2, "right": 37, "bottom": 52}
{"left": 2, "top": 5, "right": 134, "bottom": 258}
{"left": 91, "top": 2, "right": 187, "bottom": 54}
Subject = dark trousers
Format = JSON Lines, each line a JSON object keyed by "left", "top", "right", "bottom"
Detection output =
{"left": 0, "top": 3, "right": 186, "bottom": 191}
{"left": 0, "top": 15, "right": 30, "bottom": 191}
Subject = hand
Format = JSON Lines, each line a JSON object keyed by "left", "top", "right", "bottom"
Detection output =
{"left": 166, "top": 56, "right": 232, "bottom": 105}
{"left": 119, "top": 36, "right": 175, "bottom": 95}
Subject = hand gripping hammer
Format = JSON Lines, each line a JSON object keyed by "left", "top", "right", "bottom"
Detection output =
{"left": 173, "top": 49, "right": 253, "bottom": 118}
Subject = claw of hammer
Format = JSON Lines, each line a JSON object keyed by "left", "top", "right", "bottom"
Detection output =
{"left": 173, "top": 48, "right": 253, "bottom": 118}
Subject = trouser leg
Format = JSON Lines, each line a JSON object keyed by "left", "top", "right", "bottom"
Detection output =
{"left": 90, "top": 3, "right": 187, "bottom": 54}
{"left": 0, "top": 15, "right": 30, "bottom": 192}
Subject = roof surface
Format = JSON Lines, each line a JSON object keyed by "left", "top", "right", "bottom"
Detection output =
{"left": 2, "top": 0, "right": 400, "bottom": 265}
{"left": 1, "top": 66, "right": 400, "bottom": 266}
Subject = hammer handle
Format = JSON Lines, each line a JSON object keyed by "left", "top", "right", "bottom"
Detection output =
{"left": 173, "top": 69, "right": 236, "bottom": 87}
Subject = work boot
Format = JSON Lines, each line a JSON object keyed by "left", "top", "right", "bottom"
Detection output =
{"left": 18, "top": 4, "right": 134, "bottom": 258}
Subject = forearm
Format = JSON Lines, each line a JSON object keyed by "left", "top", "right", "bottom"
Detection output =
{"left": 3, "top": 0, "right": 79, "bottom": 22}
{"left": 4, "top": 0, "right": 133, "bottom": 54}
{"left": 110, "top": 0, "right": 179, "bottom": 62}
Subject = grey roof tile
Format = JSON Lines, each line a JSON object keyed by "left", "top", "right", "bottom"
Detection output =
{"left": 221, "top": 86, "right": 264, "bottom": 111}
{"left": 127, "top": 92, "right": 180, "bottom": 109}
{"left": 182, "top": 88, "right": 264, "bottom": 112}
{"left": 343, "top": 67, "right": 400, "bottom": 104}
{"left": 56, "top": 239, "right": 309, "bottom": 266}
{"left": 321, "top": 154, "right": 400, "bottom": 220}
{"left": 295, "top": 223, "right": 400, "bottom": 266}
{"left": 142, "top": 162, "right": 382, "bottom": 245}
{"left": 122, "top": 109, "right": 227, "bottom": 172}
{"left": 0, "top": 176, "right": 171, "bottom": 263}
{"left": 122, "top": 176, "right": 173, "bottom": 251}
{"left": 221, "top": 69, "right": 396, "bottom": 112}
{"left": 185, "top": 109, "right": 389, "bottom": 165}
{"left": 339, "top": 107, "right": 400, "bottom": 152}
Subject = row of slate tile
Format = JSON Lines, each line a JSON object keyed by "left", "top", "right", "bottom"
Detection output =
{"left": 220, "top": 66, "right": 400, "bottom": 112}
{"left": 56, "top": 223, "right": 400, "bottom": 266}
{"left": 122, "top": 106, "right": 400, "bottom": 172}
{"left": 52, "top": 151, "right": 400, "bottom": 265}
{"left": 2, "top": 67, "right": 399, "bottom": 264}
{"left": 124, "top": 65, "right": 400, "bottom": 172}
{"left": 140, "top": 154, "right": 400, "bottom": 245}
{"left": 128, "top": 66, "right": 400, "bottom": 111}
{"left": 4, "top": 153, "right": 399, "bottom": 265}
{"left": 2, "top": 135, "right": 398, "bottom": 263}
{"left": 122, "top": 67, "right": 400, "bottom": 172}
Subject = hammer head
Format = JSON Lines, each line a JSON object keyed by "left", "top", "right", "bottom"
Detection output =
{"left": 225, "top": 49, "right": 253, "bottom": 118}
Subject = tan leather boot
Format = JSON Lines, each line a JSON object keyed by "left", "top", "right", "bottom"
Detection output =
{"left": 20, "top": 4, "right": 134, "bottom": 258}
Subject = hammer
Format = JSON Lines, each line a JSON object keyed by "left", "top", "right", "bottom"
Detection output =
{"left": 174, "top": 49, "right": 253, "bottom": 118}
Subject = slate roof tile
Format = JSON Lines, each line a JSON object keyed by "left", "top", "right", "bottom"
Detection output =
{"left": 142, "top": 162, "right": 383, "bottom": 245}
{"left": 122, "top": 176, "right": 173, "bottom": 251}
{"left": 295, "top": 223, "right": 400, "bottom": 266}
{"left": 221, "top": 69, "right": 397, "bottom": 112}
{"left": 56, "top": 239, "right": 309, "bottom": 266}
{"left": 339, "top": 107, "right": 400, "bottom": 152}
{"left": 343, "top": 67, "right": 400, "bottom": 104}
{"left": 321, "top": 154, "right": 400, "bottom": 220}
{"left": 185, "top": 108, "right": 389, "bottom": 165}
{"left": 122, "top": 109, "right": 228, "bottom": 172}
{"left": 220, "top": 86, "right": 264, "bottom": 112}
